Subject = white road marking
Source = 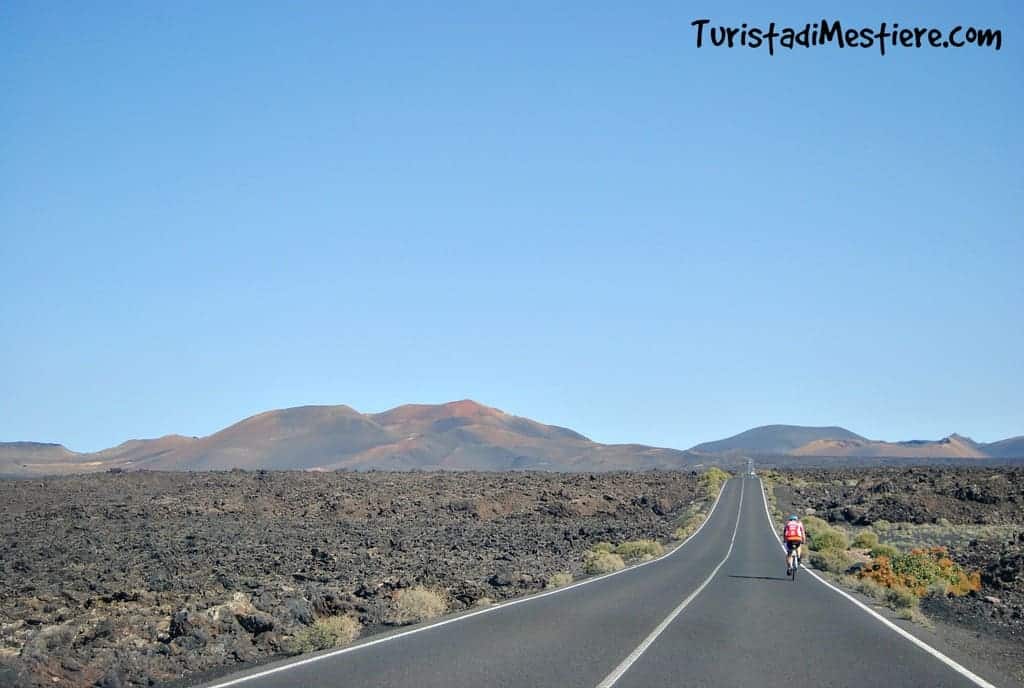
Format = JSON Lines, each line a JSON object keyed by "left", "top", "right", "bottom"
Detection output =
{"left": 594, "top": 478, "right": 745, "bottom": 688}
{"left": 757, "top": 477, "right": 998, "bottom": 688}
{"left": 202, "top": 479, "right": 734, "bottom": 688}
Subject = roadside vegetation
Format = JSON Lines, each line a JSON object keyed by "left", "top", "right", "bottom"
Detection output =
{"left": 582, "top": 537, "right": 670, "bottom": 573}
{"left": 288, "top": 615, "right": 361, "bottom": 653}
{"left": 614, "top": 539, "right": 665, "bottom": 560}
{"left": 804, "top": 515, "right": 853, "bottom": 574}
{"left": 673, "top": 467, "right": 731, "bottom": 541}
{"left": 584, "top": 549, "right": 626, "bottom": 574}
{"left": 767, "top": 474, "right": 981, "bottom": 622}
{"left": 582, "top": 467, "right": 732, "bottom": 575}
{"left": 871, "top": 520, "right": 1019, "bottom": 553}
{"left": 546, "top": 572, "right": 573, "bottom": 588}
{"left": 389, "top": 586, "right": 448, "bottom": 625}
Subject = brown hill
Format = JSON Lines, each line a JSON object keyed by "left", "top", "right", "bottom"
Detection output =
{"left": 689, "top": 426, "right": 1020, "bottom": 460}
{"left": 0, "top": 400, "right": 699, "bottom": 475}
{"left": 0, "top": 442, "right": 77, "bottom": 464}
{"left": 789, "top": 434, "right": 988, "bottom": 459}
{"left": 984, "top": 436, "right": 1024, "bottom": 459}
{"left": 690, "top": 425, "right": 867, "bottom": 455}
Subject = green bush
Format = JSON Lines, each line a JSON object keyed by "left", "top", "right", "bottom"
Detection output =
{"left": 852, "top": 531, "right": 879, "bottom": 549}
{"left": 802, "top": 515, "right": 831, "bottom": 534}
{"left": 890, "top": 547, "right": 980, "bottom": 596}
{"left": 590, "top": 542, "right": 615, "bottom": 554}
{"left": 700, "top": 467, "right": 731, "bottom": 497}
{"left": 584, "top": 551, "right": 625, "bottom": 574}
{"left": 870, "top": 543, "right": 900, "bottom": 559}
{"left": 614, "top": 540, "right": 665, "bottom": 561}
{"left": 859, "top": 546, "right": 980, "bottom": 597}
{"left": 810, "top": 528, "right": 848, "bottom": 552}
{"left": 809, "top": 548, "right": 853, "bottom": 573}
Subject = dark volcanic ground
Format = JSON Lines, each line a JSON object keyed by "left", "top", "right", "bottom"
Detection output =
{"left": 0, "top": 470, "right": 703, "bottom": 688}
{"left": 772, "top": 468, "right": 1024, "bottom": 653}
{"left": 773, "top": 467, "right": 1024, "bottom": 526}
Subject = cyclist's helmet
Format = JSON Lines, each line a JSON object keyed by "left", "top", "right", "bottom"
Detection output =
{"left": 788, "top": 514, "right": 799, "bottom": 521}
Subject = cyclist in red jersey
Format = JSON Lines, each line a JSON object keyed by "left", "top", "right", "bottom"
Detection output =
{"left": 783, "top": 514, "right": 806, "bottom": 575}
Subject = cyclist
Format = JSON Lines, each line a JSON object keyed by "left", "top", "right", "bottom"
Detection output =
{"left": 783, "top": 514, "right": 806, "bottom": 575}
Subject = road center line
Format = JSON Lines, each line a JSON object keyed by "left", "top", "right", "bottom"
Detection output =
{"left": 595, "top": 478, "right": 745, "bottom": 688}
{"left": 201, "top": 476, "right": 732, "bottom": 688}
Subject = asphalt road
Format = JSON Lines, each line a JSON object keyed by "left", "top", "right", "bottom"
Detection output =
{"left": 202, "top": 477, "right": 997, "bottom": 688}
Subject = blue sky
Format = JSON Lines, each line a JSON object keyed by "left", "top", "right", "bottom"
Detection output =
{"left": 2, "top": 1, "right": 1021, "bottom": 452}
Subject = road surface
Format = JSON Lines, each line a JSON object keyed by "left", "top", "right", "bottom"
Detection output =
{"left": 202, "top": 477, "right": 999, "bottom": 688}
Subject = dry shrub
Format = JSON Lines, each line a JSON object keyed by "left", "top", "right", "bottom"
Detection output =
{"left": 390, "top": 586, "right": 447, "bottom": 625}
{"left": 290, "top": 615, "right": 361, "bottom": 654}
{"left": 869, "top": 543, "right": 900, "bottom": 559}
{"left": 803, "top": 515, "right": 831, "bottom": 534}
{"left": 884, "top": 587, "right": 918, "bottom": 610}
{"left": 847, "top": 575, "right": 886, "bottom": 601}
{"left": 809, "top": 548, "right": 853, "bottom": 573}
{"left": 584, "top": 551, "right": 625, "bottom": 575}
{"left": 674, "top": 514, "right": 705, "bottom": 540}
{"left": 546, "top": 572, "right": 573, "bottom": 589}
{"left": 614, "top": 540, "right": 665, "bottom": 561}
{"left": 852, "top": 530, "right": 879, "bottom": 549}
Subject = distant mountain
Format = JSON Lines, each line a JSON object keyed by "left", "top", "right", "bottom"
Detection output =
{"left": 689, "top": 426, "right": 1022, "bottom": 460}
{"left": 0, "top": 442, "right": 78, "bottom": 465}
{"left": 6, "top": 411, "right": 1022, "bottom": 476}
{"left": 690, "top": 425, "right": 867, "bottom": 456}
{"left": 0, "top": 400, "right": 703, "bottom": 476}
{"left": 983, "top": 436, "right": 1024, "bottom": 458}
{"left": 790, "top": 433, "right": 987, "bottom": 459}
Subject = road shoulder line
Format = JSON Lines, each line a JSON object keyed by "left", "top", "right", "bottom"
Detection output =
{"left": 756, "top": 477, "right": 998, "bottom": 688}
{"left": 595, "top": 478, "right": 745, "bottom": 688}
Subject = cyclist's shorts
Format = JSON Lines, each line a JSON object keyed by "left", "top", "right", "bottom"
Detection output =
{"left": 785, "top": 541, "right": 802, "bottom": 553}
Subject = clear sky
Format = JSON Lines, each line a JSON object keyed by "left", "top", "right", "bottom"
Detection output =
{"left": 2, "top": 1, "right": 1021, "bottom": 452}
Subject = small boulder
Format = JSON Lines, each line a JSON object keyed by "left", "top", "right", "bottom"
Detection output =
{"left": 284, "top": 598, "right": 314, "bottom": 625}
{"left": 236, "top": 612, "right": 275, "bottom": 634}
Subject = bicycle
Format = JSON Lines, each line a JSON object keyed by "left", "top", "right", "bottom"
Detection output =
{"left": 786, "top": 542, "right": 802, "bottom": 580}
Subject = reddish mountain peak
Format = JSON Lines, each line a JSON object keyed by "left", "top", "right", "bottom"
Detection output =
{"left": 220, "top": 405, "right": 364, "bottom": 432}
{"left": 372, "top": 400, "right": 502, "bottom": 426}
{"left": 442, "top": 399, "right": 502, "bottom": 417}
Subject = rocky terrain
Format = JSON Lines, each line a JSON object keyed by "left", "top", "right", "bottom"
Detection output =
{"left": 0, "top": 470, "right": 705, "bottom": 687}
{"left": 771, "top": 468, "right": 1023, "bottom": 649}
